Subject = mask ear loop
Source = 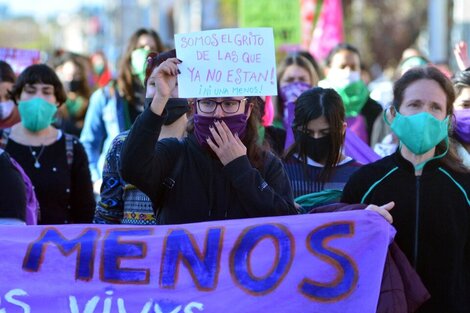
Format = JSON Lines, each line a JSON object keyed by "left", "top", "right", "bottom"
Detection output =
{"left": 413, "top": 114, "right": 451, "bottom": 171}
{"left": 383, "top": 106, "right": 406, "bottom": 152}
{"left": 414, "top": 137, "right": 449, "bottom": 171}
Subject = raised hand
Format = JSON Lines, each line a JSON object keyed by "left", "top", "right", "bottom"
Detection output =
{"left": 206, "top": 120, "right": 247, "bottom": 166}
{"left": 454, "top": 41, "right": 470, "bottom": 71}
{"left": 147, "top": 58, "right": 181, "bottom": 115}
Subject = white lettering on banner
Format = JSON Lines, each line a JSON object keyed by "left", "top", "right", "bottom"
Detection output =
{"left": 0, "top": 289, "right": 31, "bottom": 313}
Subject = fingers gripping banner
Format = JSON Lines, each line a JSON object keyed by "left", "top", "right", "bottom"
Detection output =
{"left": 0, "top": 211, "right": 395, "bottom": 313}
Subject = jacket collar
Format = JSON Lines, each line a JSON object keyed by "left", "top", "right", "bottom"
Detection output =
{"left": 393, "top": 149, "right": 442, "bottom": 174}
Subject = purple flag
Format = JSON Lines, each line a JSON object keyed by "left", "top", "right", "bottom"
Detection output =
{"left": 344, "top": 128, "right": 381, "bottom": 164}
{"left": 0, "top": 211, "right": 394, "bottom": 312}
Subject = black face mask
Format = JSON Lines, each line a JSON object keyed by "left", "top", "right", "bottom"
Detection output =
{"left": 64, "top": 80, "right": 81, "bottom": 93}
{"left": 144, "top": 98, "right": 189, "bottom": 125}
{"left": 294, "top": 130, "right": 331, "bottom": 163}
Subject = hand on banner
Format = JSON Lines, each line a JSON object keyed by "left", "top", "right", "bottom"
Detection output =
{"left": 365, "top": 201, "right": 394, "bottom": 224}
{"left": 149, "top": 58, "right": 182, "bottom": 115}
{"left": 454, "top": 41, "right": 470, "bottom": 71}
{"left": 207, "top": 120, "right": 247, "bottom": 166}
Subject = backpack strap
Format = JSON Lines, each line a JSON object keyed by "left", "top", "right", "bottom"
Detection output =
{"left": 0, "top": 128, "right": 11, "bottom": 150}
{"left": 153, "top": 151, "right": 185, "bottom": 219}
{"left": 64, "top": 133, "right": 74, "bottom": 168}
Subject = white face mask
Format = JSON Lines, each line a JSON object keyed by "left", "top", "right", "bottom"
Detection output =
{"left": 327, "top": 68, "right": 361, "bottom": 89}
{"left": 0, "top": 100, "right": 15, "bottom": 120}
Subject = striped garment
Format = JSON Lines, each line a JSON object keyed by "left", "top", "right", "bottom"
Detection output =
{"left": 283, "top": 155, "right": 362, "bottom": 199}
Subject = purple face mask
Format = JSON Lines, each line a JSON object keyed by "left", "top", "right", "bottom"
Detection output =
{"left": 193, "top": 113, "right": 249, "bottom": 149}
{"left": 280, "top": 81, "right": 312, "bottom": 149}
{"left": 454, "top": 108, "right": 470, "bottom": 144}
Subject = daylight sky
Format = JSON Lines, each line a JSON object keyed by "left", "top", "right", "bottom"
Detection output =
{"left": 0, "top": 0, "right": 105, "bottom": 18}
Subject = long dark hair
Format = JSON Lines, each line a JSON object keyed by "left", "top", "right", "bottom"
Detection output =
{"left": 284, "top": 87, "right": 346, "bottom": 184}
{"left": 0, "top": 60, "right": 15, "bottom": 83}
{"left": 325, "top": 43, "right": 361, "bottom": 67}
{"left": 452, "top": 68, "right": 470, "bottom": 96}
{"left": 50, "top": 52, "right": 92, "bottom": 100}
{"left": 10, "top": 64, "right": 67, "bottom": 105}
{"left": 117, "top": 28, "right": 165, "bottom": 105}
{"left": 393, "top": 66, "right": 468, "bottom": 173}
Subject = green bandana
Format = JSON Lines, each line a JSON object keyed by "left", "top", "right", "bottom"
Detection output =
{"left": 131, "top": 47, "right": 150, "bottom": 85}
{"left": 295, "top": 189, "right": 343, "bottom": 213}
{"left": 336, "top": 80, "right": 369, "bottom": 117}
{"left": 65, "top": 97, "right": 84, "bottom": 117}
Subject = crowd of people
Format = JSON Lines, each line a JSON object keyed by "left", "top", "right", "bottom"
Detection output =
{"left": 1, "top": 27, "right": 469, "bottom": 312}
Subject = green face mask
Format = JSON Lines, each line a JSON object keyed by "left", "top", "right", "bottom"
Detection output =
{"left": 335, "top": 80, "right": 369, "bottom": 117}
{"left": 18, "top": 98, "right": 58, "bottom": 132}
{"left": 131, "top": 47, "right": 150, "bottom": 85}
{"left": 93, "top": 63, "right": 105, "bottom": 75}
{"left": 65, "top": 97, "right": 84, "bottom": 117}
{"left": 384, "top": 109, "right": 449, "bottom": 155}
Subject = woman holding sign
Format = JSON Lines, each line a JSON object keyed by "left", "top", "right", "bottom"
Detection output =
{"left": 94, "top": 50, "right": 190, "bottom": 225}
{"left": 120, "top": 55, "right": 297, "bottom": 224}
{"left": 341, "top": 67, "right": 470, "bottom": 312}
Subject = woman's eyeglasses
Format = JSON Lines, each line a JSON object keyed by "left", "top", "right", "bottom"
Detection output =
{"left": 196, "top": 98, "right": 247, "bottom": 114}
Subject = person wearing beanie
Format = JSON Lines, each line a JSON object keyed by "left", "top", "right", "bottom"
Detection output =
{"left": 94, "top": 50, "right": 190, "bottom": 224}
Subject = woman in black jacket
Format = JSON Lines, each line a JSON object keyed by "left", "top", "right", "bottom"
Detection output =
{"left": 120, "top": 57, "right": 297, "bottom": 225}
{"left": 342, "top": 66, "right": 470, "bottom": 312}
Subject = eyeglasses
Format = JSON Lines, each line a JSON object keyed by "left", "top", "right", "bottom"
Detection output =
{"left": 196, "top": 98, "right": 247, "bottom": 114}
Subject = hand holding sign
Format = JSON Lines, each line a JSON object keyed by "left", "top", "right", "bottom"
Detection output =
{"left": 175, "top": 28, "right": 277, "bottom": 98}
{"left": 148, "top": 58, "right": 181, "bottom": 115}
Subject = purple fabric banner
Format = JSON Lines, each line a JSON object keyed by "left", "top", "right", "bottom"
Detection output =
{"left": 344, "top": 128, "right": 381, "bottom": 164}
{"left": 0, "top": 211, "right": 394, "bottom": 313}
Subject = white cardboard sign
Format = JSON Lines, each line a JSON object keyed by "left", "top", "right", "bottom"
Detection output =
{"left": 175, "top": 28, "right": 277, "bottom": 98}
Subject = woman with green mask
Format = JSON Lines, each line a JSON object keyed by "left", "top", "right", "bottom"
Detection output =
{"left": 80, "top": 28, "right": 165, "bottom": 195}
{"left": 1, "top": 64, "right": 95, "bottom": 224}
{"left": 341, "top": 67, "right": 470, "bottom": 312}
{"left": 319, "top": 43, "right": 382, "bottom": 145}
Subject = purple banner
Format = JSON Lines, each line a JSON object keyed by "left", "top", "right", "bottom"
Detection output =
{"left": 0, "top": 211, "right": 394, "bottom": 313}
{"left": 0, "top": 47, "right": 41, "bottom": 75}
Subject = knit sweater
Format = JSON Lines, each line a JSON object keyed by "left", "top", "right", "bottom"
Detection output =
{"left": 283, "top": 155, "right": 362, "bottom": 199}
{"left": 93, "top": 130, "right": 157, "bottom": 225}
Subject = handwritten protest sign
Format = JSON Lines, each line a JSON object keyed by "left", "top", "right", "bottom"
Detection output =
{"left": 175, "top": 28, "right": 277, "bottom": 98}
{"left": 0, "top": 211, "right": 394, "bottom": 313}
{"left": 0, "top": 48, "right": 42, "bottom": 75}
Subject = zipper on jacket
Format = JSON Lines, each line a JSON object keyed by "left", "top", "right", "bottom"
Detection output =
{"left": 413, "top": 176, "right": 421, "bottom": 269}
